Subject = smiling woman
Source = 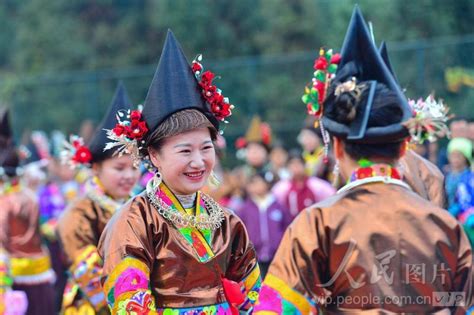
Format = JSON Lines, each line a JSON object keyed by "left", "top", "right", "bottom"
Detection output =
{"left": 97, "top": 30, "right": 261, "bottom": 315}
{"left": 56, "top": 83, "right": 141, "bottom": 315}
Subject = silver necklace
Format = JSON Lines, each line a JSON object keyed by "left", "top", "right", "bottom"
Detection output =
{"left": 146, "top": 180, "right": 225, "bottom": 231}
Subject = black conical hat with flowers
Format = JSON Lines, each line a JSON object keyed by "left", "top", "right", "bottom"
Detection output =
{"left": 88, "top": 82, "right": 132, "bottom": 163}
{"left": 321, "top": 6, "right": 412, "bottom": 143}
{"left": 141, "top": 30, "right": 219, "bottom": 136}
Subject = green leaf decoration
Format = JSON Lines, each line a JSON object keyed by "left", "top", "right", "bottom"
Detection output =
{"left": 316, "top": 71, "right": 325, "bottom": 82}
{"left": 328, "top": 64, "right": 338, "bottom": 74}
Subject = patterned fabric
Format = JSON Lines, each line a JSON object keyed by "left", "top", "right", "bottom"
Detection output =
{"left": 254, "top": 274, "right": 317, "bottom": 315}
{"left": 158, "top": 184, "right": 215, "bottom": 263}
{"left": 86, "top": 176, "right": 124, "bottom": 215}
{"left": 103, "top": 256, "right": 156, "bottom": 315}
{"left": 156, "top": 303, "right": 231, "bottom": 314}
{"left": 349, "top": 161, "right": 401, "bottom": 183}
{"left": 10, "top": 252, "right": 55, "bottom": 285}
{"left": 63, "top": 245, "right": 105, "bottom": 311}
{"left": 238, "top": 264, "right": 262, "bottom": 313}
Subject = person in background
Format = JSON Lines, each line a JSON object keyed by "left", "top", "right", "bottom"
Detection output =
{"left": 57, "top": 83, "right": 140, "bottom": 315}
{"left": 235, "top": 115, "right": 273, "bottom": 178}
{"left": 0, "top": 108, "right": 54, "bottom": 315}
{"left": 235, "top": 170, "right": 292, "bottom": 277}
{"left": 445, "top": 137, "right": 472, "bottom": 217}
{"left": 273, "top": 151, "right": 335, "bottom": 220}
{"left": 268, "top": 144, "right": 290, "bottom": 181}
{"left": 256, "top": 7, "right": 472, "bottom": 313}
{"left": 98, "top": 31, "right": 261, "bottom": 315}
{"left": 297, "top": 116, "right": 334, "bottom": 181}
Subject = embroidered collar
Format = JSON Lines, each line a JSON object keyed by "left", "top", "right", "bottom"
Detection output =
{"left": 147, "top": 181, "right": 224, "bottom": 231}
{"left": 85, "top": 176, "right": 125, "bottom": 214}
{"left": 0, "top": 180, "right": 22, "bottom": 195}
{"left": 338, "top": 159, "right": 410, "bottom": 194}
{"left": 149, "top": 182, "right": 222, "bottom": 262}
{"left": 349, "top": 160, "right": 402, "bottom": 183}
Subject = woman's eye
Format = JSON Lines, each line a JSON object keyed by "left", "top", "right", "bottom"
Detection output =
{"left": 202, "top": 146, "right": 213, "bottom": 150}
{"left": 179, "top": 150, "right": 191, "bottom": 154}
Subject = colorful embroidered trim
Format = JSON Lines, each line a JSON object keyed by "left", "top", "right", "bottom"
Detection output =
{"left": 239, "top": 264, "right": 262, "bottom": 312}
{"left": 255, "top": 273, "right": 317, "bottom": 315}
{"left": 349, "top": 160, "right": 401, "bottom": 183}
{"left": 10, "top": 253, "right": 55, "bottom": 285}
{"left": 103, "top": 256, "right": 156, "bottom": 314}
{"left": 158, "top": 184, "right": 215, "bottom": 263}
{"left": 156, "top": 302, "right": 231, "bottom": 315}
{"left": 68, "top": 245, "right": 105, "bottom": 310}
{"left": 0, "top": 250, "right": 12, "bottom": 292}
{"left": 86, "top": 176, "right": 125, "bottom": 214}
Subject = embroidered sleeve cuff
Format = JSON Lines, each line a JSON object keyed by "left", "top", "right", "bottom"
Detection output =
{"left": 103, "top": 256, "right": 157, "bottom": 315}
{"left": 254, "top": 273, "right": 317, "bottom": 315}
{"left": 69, "top": 245, "right": 106, "bottom": 310}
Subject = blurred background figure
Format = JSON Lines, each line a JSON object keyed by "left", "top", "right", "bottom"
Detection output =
{"left": 445, "top": 137, "right": 472, "bottom": 216}
{"left": 273, "top": 150, "right": 335, "bottom": 220}
{"left": 0, "top": 108, "right": 55, "bottom": 315}
{"left": 297, "top": 117, "right": 334, "bottom": 182}
{"left": 234, "top": 170, "right": 291, "bottom": 277}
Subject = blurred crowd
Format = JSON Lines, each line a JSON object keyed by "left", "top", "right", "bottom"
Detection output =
{"left": 1, "top": 110, "right": 473, "bottom": 313}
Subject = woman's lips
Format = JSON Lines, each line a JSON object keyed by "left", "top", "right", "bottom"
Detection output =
{"left": 184, "top": 170, "right": 205, "bottom": 181}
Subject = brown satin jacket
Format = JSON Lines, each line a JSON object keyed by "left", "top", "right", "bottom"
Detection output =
{"left": 256, "top": 182, "right": 472, "bottom": 314}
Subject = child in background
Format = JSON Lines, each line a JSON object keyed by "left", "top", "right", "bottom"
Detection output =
{"left": 235, "top": 171, "right": 292, "bottom": 277}
{"left": 273, "top": 151, "right": 335, "bottom": 219}
{"left": 445, "top": 137, "right": 472, "bottom": 217}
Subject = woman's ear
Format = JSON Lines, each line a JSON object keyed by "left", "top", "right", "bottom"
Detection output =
{"left": 91, "top": 162, "right": 101, "bottom": 176}
{"left": 148, "top": 147, "right": 161, "bottom": 170}
{"left": 333, "top": 137, "right": 345, "bottom": 160}
{"left": 399, "top": 140, "right": 408, "bottom": 158}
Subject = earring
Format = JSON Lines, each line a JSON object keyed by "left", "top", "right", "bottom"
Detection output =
{"left": 332, "top": 161, "right": 340, "bottom": 188}
{"left": 152, "top": 170, "right": 162, "bottom": 190}
{"left": 208, "top": 170, "right": 220, "bottom": 188}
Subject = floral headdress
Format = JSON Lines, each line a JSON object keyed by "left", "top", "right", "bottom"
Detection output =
{"left": 404, "top": 94, "right": 451, "bottom": 144}
{"left": 301, "top": 48, "right": 341, "bottom": 161}
{"left": 192, "top": 54, "right": 234, "bottom": 124}
{"left": 61, "top": 135, "right": 92, "bottom": 169}
{"left": 103, "top": 106, "right": 148, "bottom": 168}
{"left": 104, "top": 55, "right": 234, "bottom": 168}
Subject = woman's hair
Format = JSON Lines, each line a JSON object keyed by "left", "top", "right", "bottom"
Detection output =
{"left": 324, "top": 82, "right": 404, "bottom": 160}
{"left": 145, "top": 109, "right": 218, "bottom": 154}
{"left": 0, "top": 144, "right": 19, "bottom": 177}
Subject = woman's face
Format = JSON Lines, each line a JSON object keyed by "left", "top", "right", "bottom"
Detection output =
{"left": 93, "top": 154, "right": 140, "bottom": 200}
{"left": 448, "top": 150, "right": 468, "bottom": 171}
{"left": 297, "top": 129, "right": 321, "bottom": 152}
{"left": 149, "top": 128, "right": 216, "bottom": 195}
{"left": 246, "top": 142, "right": 268, "bottom": 167}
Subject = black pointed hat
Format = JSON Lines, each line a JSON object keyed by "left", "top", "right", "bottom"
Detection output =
{"left": 379, "top": 41, "right": 398, "bottom": 83}
{"left": 88, "top": 82, "right": 132, "bottom": 163}
{"left": 141, "top": 30, "right": 219, "bottom": 136}
{"left": 321, "top": 6, "right": 412, "bottom": 143}
{"left": 0, "top": 108, "right": 20, "bottom": 177}
{"left": 0, "top": 107, "right": 12, "bottom": 144}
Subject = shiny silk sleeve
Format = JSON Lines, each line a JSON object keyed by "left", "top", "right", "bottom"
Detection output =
{"left": 224, "top": 213, "right": 262, "bottom": 313}
{"left": 255, "top": 208, "right": 325, "bottom": 315}
{"left": 57, "top": 199, "right": 106, "bottom": 311}
{"left": 98, "top": 197, "right": 157, "bottom": 315}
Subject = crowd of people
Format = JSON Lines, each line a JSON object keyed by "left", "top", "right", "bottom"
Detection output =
{"left": 0, "top": 6, "right": 472, "bottom": 315}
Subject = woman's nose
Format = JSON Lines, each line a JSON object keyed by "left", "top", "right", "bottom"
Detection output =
{"left": 189, "top": 152, "right": 205, "bottom": 168}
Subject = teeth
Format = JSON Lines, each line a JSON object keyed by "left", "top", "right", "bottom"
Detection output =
{"left": 186, "top": 171, "right": 204, "bottom": 178}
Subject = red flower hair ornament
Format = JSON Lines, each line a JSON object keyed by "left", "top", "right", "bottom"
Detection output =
{"left": 61, "top": 135, "right": 92, "bottom": 169}
{"left": 104, "top": 106, "right": 148, "bottom": 168}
